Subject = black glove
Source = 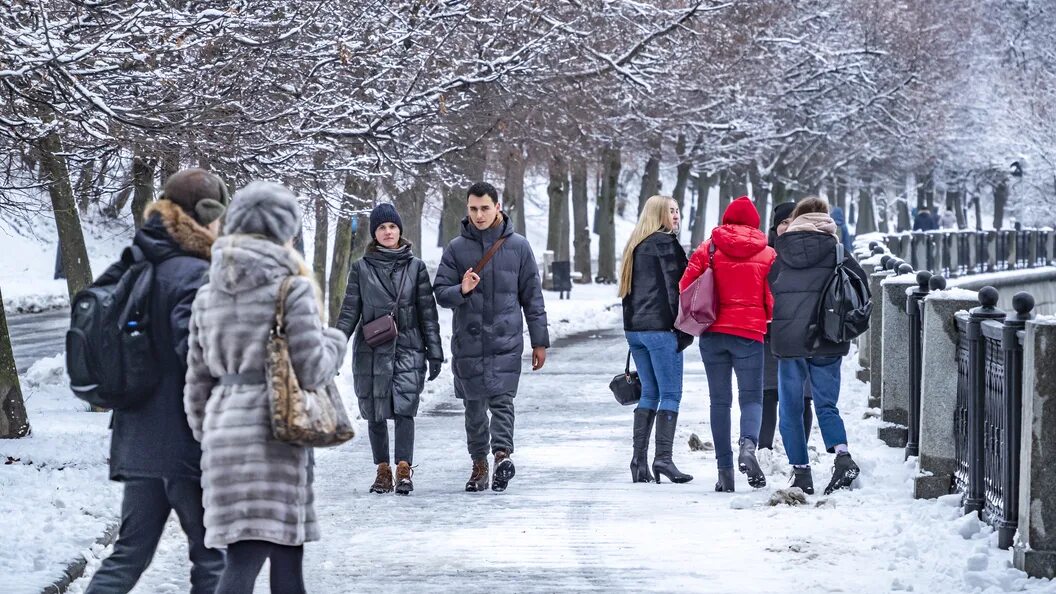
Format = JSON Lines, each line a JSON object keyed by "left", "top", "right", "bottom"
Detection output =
{"left": 427, "top": 359, "right": 442, "bottom": 381}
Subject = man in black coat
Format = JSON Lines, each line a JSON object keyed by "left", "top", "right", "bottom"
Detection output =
{"left": 434, "top": 181, "right": 549, "bottom": 493}
{"left": 86, "top": 169, "right": 227, "bottom": 594}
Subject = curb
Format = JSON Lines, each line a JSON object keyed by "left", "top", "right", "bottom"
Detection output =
{"left": 40, "top": 519, "right": 120, "bottom": 594}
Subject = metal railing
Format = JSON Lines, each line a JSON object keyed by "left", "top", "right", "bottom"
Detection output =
{"left": 874, "top": 228, "right": 1054, "bottom": 279}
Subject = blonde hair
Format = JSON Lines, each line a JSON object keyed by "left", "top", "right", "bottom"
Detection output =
{"left": 618, "top": 195, "right": 676, "bottom": 298}
{"left": 790, "top": 196, "right": 830, "bottom": 220}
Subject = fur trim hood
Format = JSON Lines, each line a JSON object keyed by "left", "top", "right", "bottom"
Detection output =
{"left": 142, "top": 199, "right": 216, "bottom": 260}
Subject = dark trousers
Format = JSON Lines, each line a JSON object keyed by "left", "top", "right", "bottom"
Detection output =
{"left": 463, "top": 394, "right": 515, "bottom": 459}
{"left": 759, "top": 389, "right": 813, "bottom": 450}
{"left": 86, "top": 477, "right": 224, "bottom": 594}
{"left": 367, "top": 415, "right": 415, "bottom": 464}
{"left": 215, "top": 540, "right": 305, "bottom": 594}
{"left": 698, "top": 333, "right": 764, "bottom": 469}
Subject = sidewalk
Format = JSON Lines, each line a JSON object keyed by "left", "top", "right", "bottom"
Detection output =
{"left": 66, "top": 327, "right": 1056, "bottom": 593}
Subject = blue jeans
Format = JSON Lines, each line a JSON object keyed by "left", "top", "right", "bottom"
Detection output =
{"left": 699, "top": 332, "right": 764, "bottom": 469}
{"left": 626, "top": 331, "right": 683, "bottom": 413}
{"left": 778, "top": 356, "right": 847, "bottom": 466}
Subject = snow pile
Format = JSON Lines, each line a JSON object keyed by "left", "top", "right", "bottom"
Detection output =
{"left": 928, "top": 288, "right": 980, "bottom": 301}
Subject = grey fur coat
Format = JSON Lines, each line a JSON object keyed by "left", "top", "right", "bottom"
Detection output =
{"left": 185, "top": 234, "right": 347, "bottom": 548}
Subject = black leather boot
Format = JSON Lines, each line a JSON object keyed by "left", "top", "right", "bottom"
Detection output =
{"left": 630, "top": 408, "right": 657, "bottom": 483}
{"left": 715, "top": 468, "right": 735, "bottom": 492}
{"left": 737, "top": 437, "right": 767, "bottom": 488}
{"left": 651, "top": 411, "right": 693, "bottom": 484}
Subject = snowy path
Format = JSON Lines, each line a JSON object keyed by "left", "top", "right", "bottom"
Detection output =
{"left": 8, "top": 307, "right": 68, "bottom": 373}
{"left": 70, "top": 327, "right": 1056, "bottom": 594}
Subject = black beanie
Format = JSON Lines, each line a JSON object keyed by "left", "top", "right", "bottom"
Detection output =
{"left": 369, "top": 203, "right": 403, "bottom": 238}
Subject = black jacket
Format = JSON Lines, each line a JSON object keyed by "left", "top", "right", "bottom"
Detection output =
{"left": 769, "top": 230, "right": 869, "bottom": 358}
{"left": 106, "top": 201, "right": 213, "bottom": 481}
{"left": 335, "top": 242, "right": 443, "bottom": 421}
{"left": 622, "top": 232, "right": 687, "bottom": 333}
{"left": 433, "top": 214, "right": 549, "bottom": 399}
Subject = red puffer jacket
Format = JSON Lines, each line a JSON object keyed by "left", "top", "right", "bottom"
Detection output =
{"left": 679, "top": 197, "right": 776, "bottom": 342}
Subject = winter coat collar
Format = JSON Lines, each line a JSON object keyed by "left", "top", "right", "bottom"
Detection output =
{"left": 209, "top": 233, "right": 301, "bottom": 295}
{"left": 786, "top": 212, "right": 838, "bottom": 237}
{"left": 138, "top": 199, "right": 215, "bottom": 261}
{"left": 711, "top": 224, "right": 768, "bottom": 259}
{"left": 460, "top": 212, "right": 513, "bottom": 244}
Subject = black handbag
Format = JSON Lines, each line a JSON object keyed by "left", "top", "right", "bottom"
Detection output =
{"left": 609, "top": 351, "right": 642, "bottom": 406}
{"left": 362, "top": 263, "right": 411, "bottom": 349}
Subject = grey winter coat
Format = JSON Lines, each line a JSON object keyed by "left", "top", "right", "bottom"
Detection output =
{"left": 184, "top": 234, "right": 347, "bottom": 548}
{"left": 334, "top": 242, "right": 444, "bottom": 422}
{"left": 433, "top": 214, "right": 549, "bottom": 399}
{"left": 107, "top": 200, "right": 214, "bottom": 481}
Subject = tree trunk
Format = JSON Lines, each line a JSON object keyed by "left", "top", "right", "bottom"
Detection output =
{"left": 718, "top": 171, "right": 732, "bottom": 220}
{"left": 729, "top": 166, "right": 749, "bottom": 198}
{"left": 74, "top": 159, "right": 95, "bottom": 215}
{"left": 571, "top": 158, "right": 591, "bottom": 284}
{"left": 748, "top": 164, "right": 769, "bottom": 230}
{"left": 395, "top": 178, "right": 427, "bottom": 257}
{"left": 836, "top": 176, "right": 848, "bottom": 213}
{"left": 160, "top": 149, "right": 180, "bottom": 184}
{"left": 690, "top": 170, "right": 711, "bottom": 248}
{"left": 0, "top": 285, "right": 30, "bottom": 439}
{"left": 439, "top": 186, "right": 464, "bottom": 247}
{"left": 502, "top": 145, "right": 527, "bottom": 236}
{"left": 312, "top": 194, "right": 329, "bottom": 295}
{"left": 855, "top": 177, "right": 878, "bottom": 234}
{"left": 948, "top": 188, "right": 967, "bottom": 229}
{"left": 993, "top": 180, "right": 1008, "bottom": 229}
{"left": 637, "top": 135, "right": 661, "bottom": 214}
{"left": 546, "top": 153, "right": 570, "bottom": 261}
{"left": 596, "top": 145, "right": 620, "bottom": 283}
{"left": 896, "top": 198, "right": 911, "bottom": 232}
{"left": 877, "top": 193, "right": 890, "bottom": 234}
{"left": 915, "top": 172, "right": 927, "bottom": 211}
{"left": 923, "top": 172, "right": 935, "bottom": 212}
{"left": 131, "top": 153, "right": 156, "bottom": 229}
{"left": 38, "top": 129, "right": 93, "bottom": 298}
{"left": 328, "top": 174, "right": 375, "bottom": 325}
{"left": 671, "top": 133, "right": 691, "bottom": 214}
{"left": 973, "top": 190, "right": 983, "bottom": 230}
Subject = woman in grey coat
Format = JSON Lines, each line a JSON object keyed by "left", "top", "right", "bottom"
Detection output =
{"left": 335, "top": 203, "right": 444, "bottom": 496}
{"left": 185, "top": 181, "right": 347, "bottom": 594}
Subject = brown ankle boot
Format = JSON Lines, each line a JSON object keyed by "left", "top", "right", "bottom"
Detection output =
{"left": 465, "top": 458, "right": 489, "bottom": 492}
{"left": 395, "top": 461, "right": 414, "bottom": 495}
{"left": 370, "top": 463, "right": 393, "bottom": 494}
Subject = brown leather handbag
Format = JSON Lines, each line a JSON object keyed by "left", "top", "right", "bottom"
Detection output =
{"left": 267, "top": 276, "right": 355, "bottom": 447}
{"left": 361, "top": 263, "right": 412, "bottom": 348}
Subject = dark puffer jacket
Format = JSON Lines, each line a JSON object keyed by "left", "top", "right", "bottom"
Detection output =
{"left": 335, "top": 242, "right": 443, "bottom": 421}
{"left": 623, "top": 231, "right": 688, "bottom": 332}
{"left": 769, "top": 230, "right": 869, "bottom": 358}
{"left": 105, "top": 200, "right": 214, "bottom": 481}
{"left": 433, "top": 214, "right": 549, "bottom": 399}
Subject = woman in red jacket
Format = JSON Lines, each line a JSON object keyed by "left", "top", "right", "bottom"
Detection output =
{"left": 680, "top": 196, "right": 775, "bottom": 492}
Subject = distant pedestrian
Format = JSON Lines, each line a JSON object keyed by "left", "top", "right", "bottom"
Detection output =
{"left": 433, "top": 181, "right": 549, "bottom": 493}
{"left": 620, "top": 195, "right": 694, "bottom": 484}
{"left": 335, "top": 203, "right": 444, "bottom": 496}
{"left": 940, "top": 210, "right": 957, "bottom": 229}
{"left": 769, "top": 196, "right": 869, "bottom": 496}
{"left": 86, "top": 168, "right": 227, "bottom": 594}
{"left": 680, "top": 196, "right": 775, "bottom": 492}
{"left": 831, "top": 206, "right": 854, "bottom": 255}
{"left": 913, "top": 208, "right": 938, "bottom": 232}
{"left": 185, "top": 181, "right": 348, "bottom": 594}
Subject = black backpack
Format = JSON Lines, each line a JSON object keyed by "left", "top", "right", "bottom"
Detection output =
{"left": 66, "top": 245, "right": 160, "bottom": 409}
{"left": 811, "top": 243, "right": 871, "bottom": 347}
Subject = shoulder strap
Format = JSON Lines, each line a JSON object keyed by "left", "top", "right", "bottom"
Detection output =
{"left": 708, "top": 241, "right": 717, "bottom": 267}
{"left": 835, "top": 242, "right": 845, "bottom": 267}
{"left": 389, "top": 262, "right": 413, "bottom": 316}
{"left": 273, "top": 276, "right": 298, "bottom": 337}
{"left": 474, "top": 236, "right": 508, "bottom": 272}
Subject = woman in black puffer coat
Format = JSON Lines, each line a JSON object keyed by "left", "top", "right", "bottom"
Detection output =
{"left": 335, "top": 204, "right": 444, "bottom": 496}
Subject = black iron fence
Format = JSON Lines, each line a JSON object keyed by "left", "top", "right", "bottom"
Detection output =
{"left": 873, "top": 228, "right": 1054, "bottom": 279}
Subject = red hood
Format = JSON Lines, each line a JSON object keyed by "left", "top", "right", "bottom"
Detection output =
{"left": 712, "top": 224, "right": 768, "bottom": 259}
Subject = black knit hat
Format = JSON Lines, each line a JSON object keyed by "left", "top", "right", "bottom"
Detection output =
{"left": 369, "top": 203, "right": 403, "bottom": 238}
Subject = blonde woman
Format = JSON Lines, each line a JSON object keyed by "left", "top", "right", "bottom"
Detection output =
{"left": 619, "top": 195, "right": 693, "bottom": 484}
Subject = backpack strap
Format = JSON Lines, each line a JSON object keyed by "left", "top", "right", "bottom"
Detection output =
{"left": 835, "top": 241, "right": 845, "bottom": 266}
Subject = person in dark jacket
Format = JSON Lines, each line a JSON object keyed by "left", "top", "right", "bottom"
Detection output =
{"left": 433, "top": 181, "right": 549, "bottom": 493}
{"left": 680, "top": 197, "right": 775, "bottom": 492}
{"left": 830, "top": 206, "right": 854, "bottom": 255}
{"left": 913, "top": 208, "right": 938, "bottom": 231}
{"left": 620, "top": 195, "right": 693, "bottom": 485}
{"left": 769, "top": 196, "right": 869, "bottom": 496}
{"left": 335, "top": 203, "right": 444, "bottom": 496}
{"left": 86, "top": 169, "right": 227, "bottom": 594}
{"left": 758, "top": 202, "right": 813, "bottom": 461}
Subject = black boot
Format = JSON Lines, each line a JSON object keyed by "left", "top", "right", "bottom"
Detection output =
{"left": 651, "top": 411, "right": 693, "bottom": 484}
{"left": 824, "top": 452, "right": 860, "bottom": 495}
{"left": 630, "top": 409, "right": 657, "bottom": 483}
{"left": 737, "top": 437, "right": 766, "bottom": 488}
{"left": 789, "top": 466, "right": 814, "bottom": 495}
{"left": 715, "top": 468, "right": 735, "bottom": 492}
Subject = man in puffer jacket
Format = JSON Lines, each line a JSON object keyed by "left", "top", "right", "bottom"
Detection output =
{"left": 680, "top": 196, "right": 775, "bottom": 492}
{"left": 433, "top": 181, "right": 549, "bottom": 493}
{"left": 769, "top": 196, "right": 869, "bottom": 496}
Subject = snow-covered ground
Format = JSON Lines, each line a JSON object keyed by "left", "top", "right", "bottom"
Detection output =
{"left": 44, "top": 332, "right": 1056, "bottom": 594}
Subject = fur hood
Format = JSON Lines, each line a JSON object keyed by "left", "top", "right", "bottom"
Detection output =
{"left": 142, "top": 199, "right": 216, "bottom": 260}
